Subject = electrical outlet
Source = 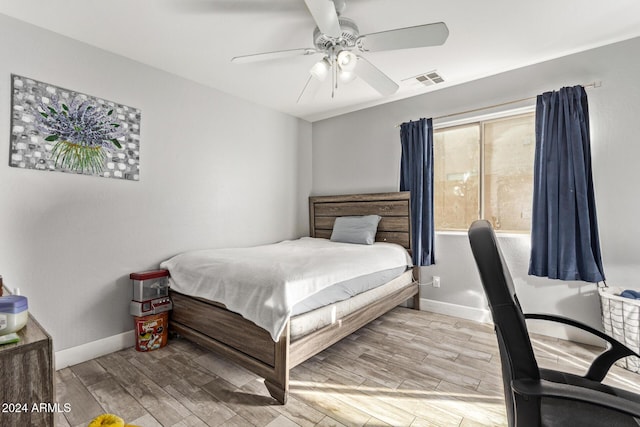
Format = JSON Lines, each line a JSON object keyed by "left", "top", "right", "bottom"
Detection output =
{"left": 433, "top": 276, "right": 441, "bottom": 288}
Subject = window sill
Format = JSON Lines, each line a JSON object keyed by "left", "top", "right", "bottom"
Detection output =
{"left": 436, "top": 230, "right": 531, "bottom": 238}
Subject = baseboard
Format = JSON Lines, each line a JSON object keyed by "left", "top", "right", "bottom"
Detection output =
{"left": 55, "top": 330, "right": 135, "bottom": 370}
{"left": 420, "top": 298, "right": 493, "bottom": 324}
{"left": 419, "top": 298, "right": 603, "bottom": 347}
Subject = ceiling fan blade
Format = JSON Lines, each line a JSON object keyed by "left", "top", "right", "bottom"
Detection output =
{"left": 232, "top": 48, "right": 319, "bottom": 64}
{"left": 354, "top": 56, "right": 399, "bottom": 96}
{"left": 297, "top": 75, "right": 323, "bottom": 104}
{"left": 358, "top": 22, "right": 449, "bottom": 52}
{"left": 303, "top": 0, "right": 342, "bottom": 38}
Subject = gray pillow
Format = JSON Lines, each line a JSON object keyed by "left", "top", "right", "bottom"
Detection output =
{"left": 330, "top": 215, "right": 382, "bottom": 245}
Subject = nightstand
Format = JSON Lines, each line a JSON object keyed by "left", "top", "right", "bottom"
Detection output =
{"left": 0, "top": 287, "right": 54, "bottom": 427}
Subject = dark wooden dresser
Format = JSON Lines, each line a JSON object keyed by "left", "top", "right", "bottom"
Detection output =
{"left": 0, "top": 289, "right": 54, "bottom": 427}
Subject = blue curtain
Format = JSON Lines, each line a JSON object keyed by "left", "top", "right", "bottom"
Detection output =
{"left": 528, "top": 86, "right": 605, "bottom": 282}
{"left": 400, "top": 118, "right": 435, "bottom": 266}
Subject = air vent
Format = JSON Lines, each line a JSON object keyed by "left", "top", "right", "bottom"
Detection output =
{"left": 402, "top": 70, "right": 445, "bottom": 87}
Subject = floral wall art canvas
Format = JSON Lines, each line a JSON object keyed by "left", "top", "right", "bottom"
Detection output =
{"left": 9, "top": 74, "right": 141, "bottom": 180}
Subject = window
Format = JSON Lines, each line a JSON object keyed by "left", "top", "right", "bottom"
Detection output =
{"left": 434, "top": 112, "right": 535, "bottom": 232}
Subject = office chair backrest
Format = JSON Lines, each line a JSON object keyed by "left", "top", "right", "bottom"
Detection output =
{"left": 468, "top": 220, "right": 540, "bottom": 424}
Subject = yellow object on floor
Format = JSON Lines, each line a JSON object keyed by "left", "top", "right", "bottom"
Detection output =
{"left": 88, "top": 413, "right": 140, "bottom": 427}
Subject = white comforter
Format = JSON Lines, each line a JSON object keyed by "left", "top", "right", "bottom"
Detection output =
{"left": 160, "top": 237, "right": 412, "bottom": 341}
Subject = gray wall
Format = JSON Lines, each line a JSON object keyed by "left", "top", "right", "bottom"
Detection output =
{"left": 312, "top": 37, "right": 640, "bottom": 342}
{"left": 0, "top": 14, "right": 312, "bottom": 352}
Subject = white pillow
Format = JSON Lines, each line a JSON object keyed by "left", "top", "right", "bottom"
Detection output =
{"left": 330, "top": 215, "right": 382, "bottom": 245}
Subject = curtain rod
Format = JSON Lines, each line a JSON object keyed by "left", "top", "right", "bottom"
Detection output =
{"left": 394, "top": 81, "right": 601, "bottom": 128}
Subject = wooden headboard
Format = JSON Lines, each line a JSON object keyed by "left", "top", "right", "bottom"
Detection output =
{"left": 309, "top": 192, "right": 412, "bottom": 253}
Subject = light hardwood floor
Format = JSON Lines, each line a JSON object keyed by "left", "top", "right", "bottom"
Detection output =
{"left": 54, "top": 308, "right": 640, "bottom": 427}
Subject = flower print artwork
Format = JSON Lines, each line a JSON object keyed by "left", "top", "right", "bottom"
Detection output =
{"left": 9, "top": 75, "right": 141, "bottom": 180}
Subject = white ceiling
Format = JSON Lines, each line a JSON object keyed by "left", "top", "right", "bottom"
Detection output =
{"left": 1, "top": 0, "right": 640, "bottom": 122}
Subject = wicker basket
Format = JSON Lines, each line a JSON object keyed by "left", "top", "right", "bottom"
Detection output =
{"left": 599, "top": 286, "right": 640, "bottom": 373}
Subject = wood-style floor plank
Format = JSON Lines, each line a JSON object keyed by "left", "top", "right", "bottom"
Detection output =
{"left": 56, "top": 308, "right": 640, "bottom": 426}
{"left": 55, "top": 367, "right": 104, "bottom": 426}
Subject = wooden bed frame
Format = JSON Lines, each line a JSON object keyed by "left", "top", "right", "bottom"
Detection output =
{"left": 165, "top": 192, "right": 419, "bottom": 404}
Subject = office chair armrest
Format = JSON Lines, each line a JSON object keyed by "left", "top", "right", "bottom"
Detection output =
{"left": 512, "top": 378, "right": 640, "bottom": 418}
{"left": 525, "top": 313, "right": 640, "bottom": 382}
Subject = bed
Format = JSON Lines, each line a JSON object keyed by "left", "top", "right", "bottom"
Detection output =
{"left": 155, "top": 192, "right": 419, "bottom": 404}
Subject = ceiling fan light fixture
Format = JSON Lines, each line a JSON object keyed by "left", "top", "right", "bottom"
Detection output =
{"left": 309, "top": 58, "right": 331, "bottom": 81}
{"left": 337, "top": 50, "right": 357, "bottom": 72}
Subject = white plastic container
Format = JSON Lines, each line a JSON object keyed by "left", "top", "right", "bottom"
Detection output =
{"left": 0, "top": 295, "right": 28, "bottom": 335}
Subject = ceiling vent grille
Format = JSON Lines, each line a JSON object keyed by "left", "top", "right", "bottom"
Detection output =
{"left": 402, "top": 70, "right": 445, "bottom": 87}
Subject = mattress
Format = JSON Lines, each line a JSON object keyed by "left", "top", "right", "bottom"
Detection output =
{"left": 290, "top": 269, "right": 414, "bottom": 340}
{"left": 290, "top": 266, "right": 408, "bottom": 316}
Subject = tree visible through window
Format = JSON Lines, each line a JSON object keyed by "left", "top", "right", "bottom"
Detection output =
{"left": 434, "top": 112, "right": 535, "bottom": 232}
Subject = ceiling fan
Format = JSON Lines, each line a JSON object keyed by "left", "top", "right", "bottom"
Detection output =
{"left": 231, "top": 0, "right": 449, "bottom": 103}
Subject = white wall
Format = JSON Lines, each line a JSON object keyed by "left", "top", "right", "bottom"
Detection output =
{"left": 312, "top": 37, "right": 640, "bottom": 343}
{"left": 0, "top": 14, "right": 312, "bottom": 355}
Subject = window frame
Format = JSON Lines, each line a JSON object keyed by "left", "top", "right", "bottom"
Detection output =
{"left": 433, "top": 107, "right": 536, "bottom": 234}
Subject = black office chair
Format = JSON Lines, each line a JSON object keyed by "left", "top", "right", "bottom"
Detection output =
{"left": 468, "top": 219, "right": 640, "bottom": 427}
